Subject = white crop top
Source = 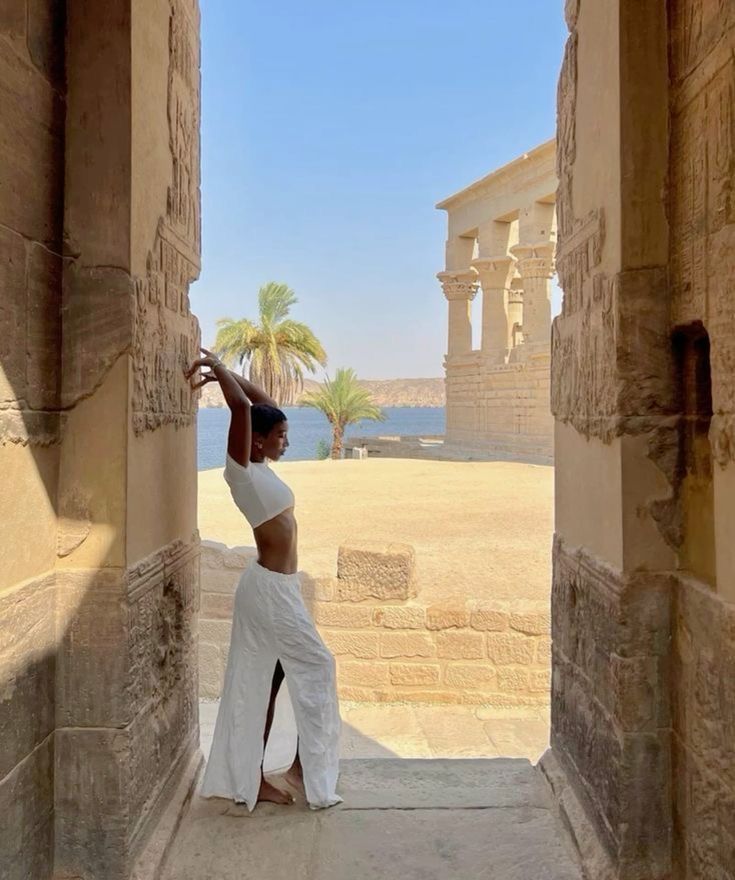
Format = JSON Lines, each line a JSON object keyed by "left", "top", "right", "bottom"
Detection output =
{"left": 224, "top": 454, "right": 295, "bottom": 529}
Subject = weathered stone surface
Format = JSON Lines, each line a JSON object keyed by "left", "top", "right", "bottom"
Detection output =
{"left": 436, "top": 630, "right": 485, "bottom": 659}
{"left": 336, "top": 542, "right": 417, "bottom": 601}
{"left": 510, "top": 609, "right": 550, "bottom": 635}
{"left": 0, "top": 39, "right": 64, "bottom": 244}
{"left": 61, "top": 266, "right": 135, "bottom": 408}
{"left": 389, "top": 663, "right": 442, "bottom": 686}
{"left": 165, "top": 760, "right": 582, "bottom": 880}
{"left": 426, "top": 602, "right": 470, "bottom": 630}
{"left": 200, "top": 592, "right": 234, "bottom": 619}
{"left": 337, "top": 661, "right": 390, "bottom": 687}
{"left": 322, "top": 630, "right": 379, "bottom": 659}
{"left": 314, "top": 603, "right": 373, "bottom": 629}
{"left": 0, "top": 576, "right": 55, "bottom": 780}
{"left": 54, "top": 727, "right": 130, "bottom": 880}
{"left": 444, "top": 663, "right": 497, "bottom": 690}
{"left": 470, "top": 606, "right": 509, "bottom": 631}
{"left": 380, "top": 632, "right": 435, "bottom": 659}
{"left": 372, "top": 604, "right": 425, "bottom": 629}
{"left": 27, "top": 0, "right": 65, "bottom": 85}
{"left": 0, "top": 735, "right": 54, "bottom": 880}
{"left": 487, "top": 632, "right": 537, "bottom": 666}
{"left": 551, "top": 541, "right": 673, "bottom": 875}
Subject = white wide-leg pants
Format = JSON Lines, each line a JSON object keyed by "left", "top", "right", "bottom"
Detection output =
{"left": 200, "top": 560, "right": 342, "bottom": 811}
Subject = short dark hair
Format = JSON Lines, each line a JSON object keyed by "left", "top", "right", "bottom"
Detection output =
{"left": 251, "top": 403, "right": 287, "bottom": 436}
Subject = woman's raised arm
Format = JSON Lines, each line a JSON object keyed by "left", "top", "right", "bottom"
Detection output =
{"left": 186, "top": 348, "right": 252, "bottom": 467}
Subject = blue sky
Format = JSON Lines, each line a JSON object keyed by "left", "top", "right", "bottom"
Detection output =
{"left": 195, "top": 1, "right": 567, "bottom": 379}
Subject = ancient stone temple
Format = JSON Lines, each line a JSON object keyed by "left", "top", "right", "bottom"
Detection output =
{"left": 542, "top": 1, "right": 735, "bottom": 878}
{"left": 436, "top": 141, "right": 557, "bottom": 463}
{"left": 0, "top": 2, "right": 202, "bottom": 878}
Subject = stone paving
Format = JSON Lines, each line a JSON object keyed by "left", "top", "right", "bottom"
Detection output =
{"left": 164, "top": 758, "right": 581, "bottom": 880}
{"left": 163, "top": 700, "right": 577, "bottom": 879}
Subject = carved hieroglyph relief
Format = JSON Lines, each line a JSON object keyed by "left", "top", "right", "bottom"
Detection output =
{"left": 132, "top": 0, "right": 201, "bottom": 434}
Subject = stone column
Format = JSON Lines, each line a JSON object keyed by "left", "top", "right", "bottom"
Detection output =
{"left": 471, "top": 256, "right": 516, "bottom": 363}
{"left": 544, "top": 1, "right": 676, "bottom": 879}
{"left": 54, "top": 2, "right": 202, "bottom": 878}
{"left": 510, "top": 242, "right": 554, "bottom": 348}
{"left": 508, "top": 276, "right": 524, "bottom": 349}
{"left": 437, "top": 270, "right": 479, "bottom": 357}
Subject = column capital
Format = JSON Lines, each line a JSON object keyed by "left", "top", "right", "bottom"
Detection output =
{"left": 437, "top": 270, "right": 479, "bottom": 302}
{"left": 509, "top": 242, "right": 555, "bottom": 279}
{"left": 471, "top": 256, "right": 517, "bottom": 290}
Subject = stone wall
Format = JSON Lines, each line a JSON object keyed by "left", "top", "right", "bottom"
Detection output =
{"left": 546, "top": 2, "right": 735, "bottom": 879}
{"left": 199, "top": 541, "right": 550, "bottom": 708}
{"left": 0, "top": 3, "right": 202, "bottom": 878}
{"left": 445, "top": 354, "right": 553, "bottom": 464}
{"left": 668, "top": 3, "right": 735, "bottom": 877}
{"left": 1, "top": 5, "right": 66, "bottom": 877}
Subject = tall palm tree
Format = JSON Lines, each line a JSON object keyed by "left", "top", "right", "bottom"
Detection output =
{"left": 213, "top": 282, "right": 327, "bottom": 405}
{"left": 301, "top": 368, "right": 385, "bottom": 459}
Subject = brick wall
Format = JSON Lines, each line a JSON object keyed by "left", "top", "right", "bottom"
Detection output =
{"left": 199, "top": 540, "right": 550, "bottom": 708}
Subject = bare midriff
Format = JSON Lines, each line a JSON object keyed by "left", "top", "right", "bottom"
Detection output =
{"left": 253, "top": 508, "right": 298, "bottom": 574}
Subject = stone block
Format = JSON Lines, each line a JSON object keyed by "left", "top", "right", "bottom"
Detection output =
{"left": 510, "top": 609, "right": 551, "bottom": 635}
{"left": 380, "top": 632, "right": 436, "bottom": 659}
{"left": 497, "top": 668, "right": 531, "bottom": 693}
{"left": 0, "top": 43, "right": 64, "bottom": 244}
{"left": 222, "top": 546, "right": 256, "bottom": 569}
{"left": 0, "top": 2, "right": 26, "bottom": 39}
{"left": 198, "top": 641, "right": 225, "bottom": 699}
{"left": 54, "top": 727, "right": 130, "bottom": 880}
{"left": 315, "top": 604, "right": 374, "bottom": 629}
{"left": 0, "top": 226, "right": 28, "bottom": 400}
{"left": 55, "top": 568, "right": 131, "bottom": 728}
{"left": 536, "top": 636, "right": 552, "bottom": 664}
{"left": 200, "top": 567, "right": 241, "bottom": 594}
{"left": 200, "top": 540, "right": 228, "bottom": 568}
{"left": 444, "top": 664, "right": 497, "bottom": 690}
{"left": 61, "top": 266, "right": 135, "bottom": 408}
{"left": 427, "top": 603, "right": 470, "bottom": 630}
{"left": 25, "top": 243, "right": 62, "bottom": 411}
{"left": 337, "top": 661, "right": 390, "bottom": 687}
{"left": 322, "top": 630, "right": 379, "bottom": 659}
{"left": 0, "top": 576, "right": 56, "bottom": 780}
{"left": 437, "top": 631, "right": 485, "bottom": 660}
{"left": 198, "top": 619, "right": 232, "bottom": 645}
{"left": 487, "top": 633, "right": 537, "bottom": 666}
{"left": 300, "top": 574, "right": 336, "bottom": 603}
{"left": 388, "top": 689, "right": 462, "bottom": 705}
{"left": 372, "top": 605, "right": 425, "bottom": 629}
{"left": 200, "top": 592, "right": 234, "bottom": 620}
{"left": 0, "top": 735, "right": 54, "bottom": 880}
{"left": 389, "top": 663, "right": 441, "bottom": 686}
{"left": 27, "top": 0, "right": 65, "bottom": 85}
{"left": 336, "top": 542, "right": 416, "bottom": 601}
{"left": 470, "top": 607, "right": 509, "bottom": 631}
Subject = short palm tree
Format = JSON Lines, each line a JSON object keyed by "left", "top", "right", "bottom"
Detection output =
{"left": 213, "top": 282, "right": 327, "bottom": 405}
{"left": 301, "top": 368, "right": 385, "bottom": 459}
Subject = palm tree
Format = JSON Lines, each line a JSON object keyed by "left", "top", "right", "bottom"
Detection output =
{"left": 301, "top": 368, "right": 385, "bottom": 459}
{"left": 213, "top": 282, "right": 327, "bottom": 405}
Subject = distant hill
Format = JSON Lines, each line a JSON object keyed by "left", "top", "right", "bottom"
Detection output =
{"left": 198, "top": 376, "right": 445, "bottom": 409}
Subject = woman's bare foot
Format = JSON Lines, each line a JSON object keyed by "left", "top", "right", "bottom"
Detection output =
{"left": 283, "top": 758, "right": 305, "bottom": 794}
{"left": 258, "top": 777, "right": 294, "bottom": 805}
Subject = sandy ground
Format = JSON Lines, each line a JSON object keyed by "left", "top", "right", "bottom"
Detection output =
{"left": 197, "top": 458, "right": 553, "bottom": 604}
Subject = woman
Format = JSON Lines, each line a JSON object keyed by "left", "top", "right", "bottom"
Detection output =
{"left": 186, "top": 348, "right": 342, "bottom": 811}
